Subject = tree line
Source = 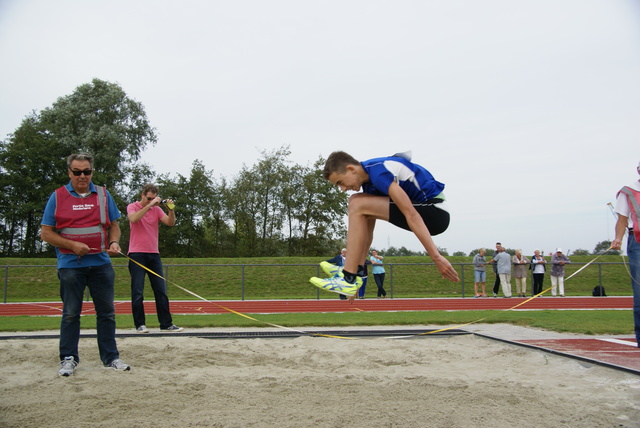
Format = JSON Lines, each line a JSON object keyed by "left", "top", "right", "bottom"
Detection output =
{"left": 1, "top": 78, "right": 616, "bottom": 259}
{"left": 0, "top": 79, "right": 347, "bottom": 258}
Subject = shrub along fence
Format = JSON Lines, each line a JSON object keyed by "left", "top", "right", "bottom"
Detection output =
{"left": 0, "top": 261, "right": 632, "bottom": 303}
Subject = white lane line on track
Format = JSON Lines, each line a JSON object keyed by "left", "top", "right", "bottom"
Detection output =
{"left": 597, "top": 338, "right": 638, "bottom": 347}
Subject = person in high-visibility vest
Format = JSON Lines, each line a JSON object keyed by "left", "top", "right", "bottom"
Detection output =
{"left": 611, "top": 160, "right": 640, "bottom": 348}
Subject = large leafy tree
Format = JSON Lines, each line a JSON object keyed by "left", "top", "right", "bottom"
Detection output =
{"left": 285, "top": 157, "right": 347, "bottom": 256}
{"left": 223, "top": 147, "right": 290, "bottom": 256}
{"left": 593, "top": 240, "right": 620, "bottom": 255}
{"left": 157, "top": 160, "right": 219, "bottom": 257}
{"left": 224, "top": 162, "right": 261, "bottom": 256}
{"left": 252, "top": 147, "right": 290, "bottom": 254}
{"left": 37, "top": 78, "right": 157, "bottom": 199}
{"left": 0, "top": 112, "right": 56, "bottom": 255}
{"left": 0, "top": 78, "right": 157, "bottom": 256}
{"left": 202, "top": 176, "right": 233, "bottom": 257}
{"left": 224, "top": 148, "right": 347, "bottom": 257}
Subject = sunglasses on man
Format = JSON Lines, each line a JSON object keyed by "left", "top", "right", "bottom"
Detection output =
{"left": 69, "top": 169, "right": 93, "bottom": 176}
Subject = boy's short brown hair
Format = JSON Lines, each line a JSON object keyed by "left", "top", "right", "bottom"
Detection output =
{"left": 323, "top": 151, "right": 360, "bottom": 179}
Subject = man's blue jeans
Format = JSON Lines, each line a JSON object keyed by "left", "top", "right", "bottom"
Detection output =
{"left": 58, "top": 264, "right": 119, "bottom": 365}
{"left": 628, "top": 234, "right": 640, "bottom": 344}
{"left": 128, "top": 253, "right": 173, "bottom": 329}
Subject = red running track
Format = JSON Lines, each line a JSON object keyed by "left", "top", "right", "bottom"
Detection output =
{"left": 520, "top": 338, "right": 640, "bottom": 373}
{"left": 0, "top": 296, "right": 633, "bottom": 316}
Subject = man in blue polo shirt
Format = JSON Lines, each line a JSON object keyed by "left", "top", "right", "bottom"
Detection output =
{"left": 41, "top": 153, "right": 131, "bottom": 376}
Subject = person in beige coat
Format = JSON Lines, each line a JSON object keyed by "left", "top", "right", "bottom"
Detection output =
{"left": 512, "top": 249, "right": 530, "bottom": 298}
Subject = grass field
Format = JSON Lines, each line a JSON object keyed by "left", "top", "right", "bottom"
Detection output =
{"left": 0, "top": 255, "right": 634, "bottom": 302}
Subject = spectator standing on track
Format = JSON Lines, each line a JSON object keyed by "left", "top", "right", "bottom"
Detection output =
{"left": 531, "top": 249, "right": 547, "bottom": 296}
{"left": 490, "top": 246, "right": 512, "bottom": 297}
{"left": 357, "top": 259, "right": 372, "bottom": 299}
{"left": 326, "top": 248, "right": 347, "bottom": 268}
{"left": 611, "top": 160, "right": 640, "bottom": 348}
{"left": 370, "top": 250, "right": 387, "bottom": 298}
{"left": 490, "top": 242, "right": 503, "bottom": 297}
{"left": 127, "top": 183, "right": 183, "bottom": 333}
{"left": 550, "top": 248, "right": 570, "bottom": 297}
{"left": 512, "top": 249, "right": 530, "bottom": 298}
{"left": 472, "top": 248, "right": 487, "bottom": 297}
{"left": 40, "top": 152, "right": 130, "bottom": 376}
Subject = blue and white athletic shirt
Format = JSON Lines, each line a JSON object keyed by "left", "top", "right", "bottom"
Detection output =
{"left": 360, "top": 156, "right": 444, "bottom": 203}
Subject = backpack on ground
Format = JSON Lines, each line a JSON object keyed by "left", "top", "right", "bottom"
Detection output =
{"left": 592, "top": 285, "right": 607, "bottom": 297}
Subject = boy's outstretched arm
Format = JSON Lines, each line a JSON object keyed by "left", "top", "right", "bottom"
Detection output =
{"left": 387, "top": 182, "right": 460, "bottom": 282}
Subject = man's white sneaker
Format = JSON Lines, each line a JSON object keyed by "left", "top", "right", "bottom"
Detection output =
{"left": 136, "top": 325, "right": 149, "bottom": 333}
{"left": 105, "top": 358, "right": 131, "bottom": 371}
{"left": 58, "top": 356, "right": 77, "bottom": 377}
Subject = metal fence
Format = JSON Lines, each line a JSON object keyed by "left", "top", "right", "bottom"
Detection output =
{"left": 1, "top": 261, "right": 630, "bottom": 303}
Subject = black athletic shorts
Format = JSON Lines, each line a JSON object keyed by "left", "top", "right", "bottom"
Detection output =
{"left": 388, "top": 199, "right": 450, "bottom": 236}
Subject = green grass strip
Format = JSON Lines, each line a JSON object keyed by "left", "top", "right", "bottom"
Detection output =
{"left": 1, "top": 310, "right": 633, "bottom": 336}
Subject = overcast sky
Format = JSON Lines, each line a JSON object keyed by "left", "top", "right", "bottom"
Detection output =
{"left": 1, "top": 0, "right": 639, "bottom": 256}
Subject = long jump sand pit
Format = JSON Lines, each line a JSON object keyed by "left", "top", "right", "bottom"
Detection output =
{"left": 1, "top": 327, "right": 639, "bottom": 427}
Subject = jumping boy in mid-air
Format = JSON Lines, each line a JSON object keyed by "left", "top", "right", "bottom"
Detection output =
{"left": 311, "top": 151, "right": 459, "bottom": 301}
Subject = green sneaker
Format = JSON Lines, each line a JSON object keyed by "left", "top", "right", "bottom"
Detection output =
{"left": 319, "top": 261, "right": 343, "bottom": 277}
{"left": 309, "top": 276, "right": 362, "bottom": 296}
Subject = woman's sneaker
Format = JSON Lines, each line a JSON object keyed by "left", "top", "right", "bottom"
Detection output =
{"left": 58, "top": 356, "right": 77, "bottom": 377}
{"left": 105, "top": 358, "right": 131, "bottom": 371}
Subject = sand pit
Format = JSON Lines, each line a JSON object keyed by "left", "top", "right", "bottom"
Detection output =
{"left": 1, "top": 327, "right": 639, "bottom": 428}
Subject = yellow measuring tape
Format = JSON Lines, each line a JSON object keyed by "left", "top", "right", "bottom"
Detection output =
{"left": 114, "top": 249, "right": 615, "bottom": 340}
{"left": 117, "top": 250, "right": 356, "bottom": 340}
